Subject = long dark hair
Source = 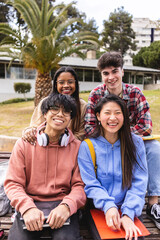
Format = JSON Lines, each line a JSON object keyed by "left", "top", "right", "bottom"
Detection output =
{"left": 53, "top": 66, "right": 81, "bottom": 133}
{"left": 94, "top": 94, "right": 138, "bottom": 189}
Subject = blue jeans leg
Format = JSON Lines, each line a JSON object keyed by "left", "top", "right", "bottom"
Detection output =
{"left": 144, "top": 140, "right": 160, "bottom": 196}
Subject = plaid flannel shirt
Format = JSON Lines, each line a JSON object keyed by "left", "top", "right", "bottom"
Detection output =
{"left": 85, "top": 83, "right": 152, "bottom": 136}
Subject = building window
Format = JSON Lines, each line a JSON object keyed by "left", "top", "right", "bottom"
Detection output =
{"left": 84, "top": 69, "right": 93, "bottom": 82}
{"left": 123, "top": 72, "right": 130, "bottom": 83}
{"left": 74, "top": 68, "right": 101, "bottom": 82}
{"left": 74, "top": 68, "right": 83, "bottom": 81}
{"left": 24, "top": 68, "right": 36, "bottom": 79}
{"left": 6, "top": 64, "right": 36, "bottom": 79}
{"left": 136, "top": 75, "right": 143, "bottom": 84}
{"left": 94, "top": 70, "right": 101, "bottom": 82}
{"left": 0, "top": 63, "right": 5, "bottom": 79}
{"left": 131, "top": 75, "right": 135, "bottom": 84}
{"left": 7, "top": 64, "right": 23, "bottom": 79}
{"left": 141, "top": 34, "right": 147, "bottom": 37}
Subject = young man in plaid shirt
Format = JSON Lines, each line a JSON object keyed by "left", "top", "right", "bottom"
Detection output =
{"left": 85, "top": 51, "right": 160, "bottom": 229}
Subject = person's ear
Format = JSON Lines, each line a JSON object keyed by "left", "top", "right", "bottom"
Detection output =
{"left": 44, "top": 113, "right": 47, "bottom": 120}
{"left": 96, "top": 112, "right": 101, "bottom": 122}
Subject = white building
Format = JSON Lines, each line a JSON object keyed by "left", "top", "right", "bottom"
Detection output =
{"left": 133, "top": 18, "right": 160, "bottom": 53}
{"left": 124, "top": 18, "right": 160, "bottom": 66}
{"left": 0, "top": 56, "right": 160, "bottom": 102}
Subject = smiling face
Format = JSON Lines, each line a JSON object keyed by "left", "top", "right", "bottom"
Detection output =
{"left": 101, "top": 66, "right": 124, "bottom": 95}
{"left": 56, "top": 72, "right": 76, "bottom": 95}
{"left": 96, "top": 101, "right": 124, "bottom": 142}
{"left": 44, "top": 106, "right": 71, "bottom": 136}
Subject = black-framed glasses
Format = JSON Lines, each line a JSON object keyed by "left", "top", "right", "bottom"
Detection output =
{"left": 49, "top": 106, "right": 71, "bottom": 117}
{"left": 57, "top": 79, "right": 76, "bottom": 85}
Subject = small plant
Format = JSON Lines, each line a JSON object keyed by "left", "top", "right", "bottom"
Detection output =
{"left": 14, "top": 82, "right": 31, "bottom": 101}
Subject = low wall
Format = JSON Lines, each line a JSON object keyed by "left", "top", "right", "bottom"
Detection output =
{"left": 144, "top": 84, "right": 160, "bottom": 90}
{"left": 0, "top": 135, "right": 19, "bottom": 152}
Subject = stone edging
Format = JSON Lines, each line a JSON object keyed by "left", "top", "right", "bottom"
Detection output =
{"left": 0, "top": 135, "right": 20, "bottom": 152}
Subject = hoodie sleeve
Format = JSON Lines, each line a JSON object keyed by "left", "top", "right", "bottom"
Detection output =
{"left": 121, "top": 135, "right": 148, "bottom": 220}
{"left": 4, "top": 139, "right": 37, "bottom": 216}
{"left": 60, "top": 157, "right": 86, "bottom": 216}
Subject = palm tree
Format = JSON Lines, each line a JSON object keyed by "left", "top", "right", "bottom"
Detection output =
{"left": 0, "top": 0, "right": 99, "bottom": 106}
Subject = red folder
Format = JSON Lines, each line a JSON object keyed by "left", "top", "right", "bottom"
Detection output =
{"left": 90, "top": 209, "right": 150, "bottom": 239}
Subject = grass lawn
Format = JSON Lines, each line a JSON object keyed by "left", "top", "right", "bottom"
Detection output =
{"left": 0, "top": 89, "right": 160, "bottom": 137}
{"left": 143, "top": 90, "right": 160, "bottom": 134}
{"left": 0, "top": 101, "right": 34, "bottom": 137}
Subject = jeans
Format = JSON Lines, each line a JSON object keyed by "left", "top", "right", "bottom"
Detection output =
{"left": 144, "top": 140, "right": 160, "bottom": 196}
{"left": 8, "top": 201, "right": 82, "bottom": 240}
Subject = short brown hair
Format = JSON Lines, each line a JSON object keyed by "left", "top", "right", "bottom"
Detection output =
{"left": 97, "top": 51, "right": 123, "bottom": 71}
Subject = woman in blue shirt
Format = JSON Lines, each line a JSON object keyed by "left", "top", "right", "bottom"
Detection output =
{"left": 78, "top": 94, "right": 148, "bottom": 240}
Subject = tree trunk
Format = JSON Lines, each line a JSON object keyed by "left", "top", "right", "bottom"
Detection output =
{"left": 34, "top": 72, "right": 52, "bottom": 107}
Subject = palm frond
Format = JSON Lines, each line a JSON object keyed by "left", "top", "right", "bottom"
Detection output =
{"left": 41, "top": 0, "right": 49, "bottom": 37}
{"left": 0, "top": 47, "right": 21, "bottom": 60}
{"left": 47, "top": 2, "right": 77, "bottom": 34}
{"left": 6, "top": 0, "right": 40, "bottom": 35}
{"left": 1, "top": 0, "right": 99, "bottom": 74}
{"left": 55, "top": 18, "right": 83, "bottom": 40}
{"left": 74, "top": 30, "right": 99, "bottom": 40}
{"left": 0, "top": 23, "right": 22, "bottom": 41}
{"left": 47, "top": 4, "right": 63, "bottom": 24}
{"left": 51, "top": 2, "right": 74, "bottom": 28}
{"left": 62, "top": 47, "right": 86, "bottom": 59}
{"left": 0, "top": 36, "right": 17, "bottom": 46}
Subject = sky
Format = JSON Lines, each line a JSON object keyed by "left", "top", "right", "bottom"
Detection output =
{"left": 55, "top": 0, "right": 160, "bottom": 32}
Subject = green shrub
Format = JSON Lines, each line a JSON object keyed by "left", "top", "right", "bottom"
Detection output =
{"left": 0, "top": 98, "right": 34, "bottom": 105}
{"left": 80, "top": 90, "right": 91, "bottom": 93}
{"left": 14, "top": 82, "right": 32, "bottom": 100}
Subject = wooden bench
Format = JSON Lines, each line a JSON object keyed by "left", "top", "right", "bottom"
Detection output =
{"left": 0, "top": 152, "right": 160, "bottom": 240}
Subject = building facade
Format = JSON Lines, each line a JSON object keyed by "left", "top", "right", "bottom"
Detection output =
{"left": 124, "top": 18, "right": 160, "bottom": 66}
{"left": 132, "top": 18, "right": 160, "bottom": 53}
{"left": 0, "top": 56, "right": 160, "bottom": 102}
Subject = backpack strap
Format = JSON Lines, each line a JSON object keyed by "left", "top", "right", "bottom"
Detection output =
{"left": 84, "top": 139, "right": 97, "bottom": 175}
